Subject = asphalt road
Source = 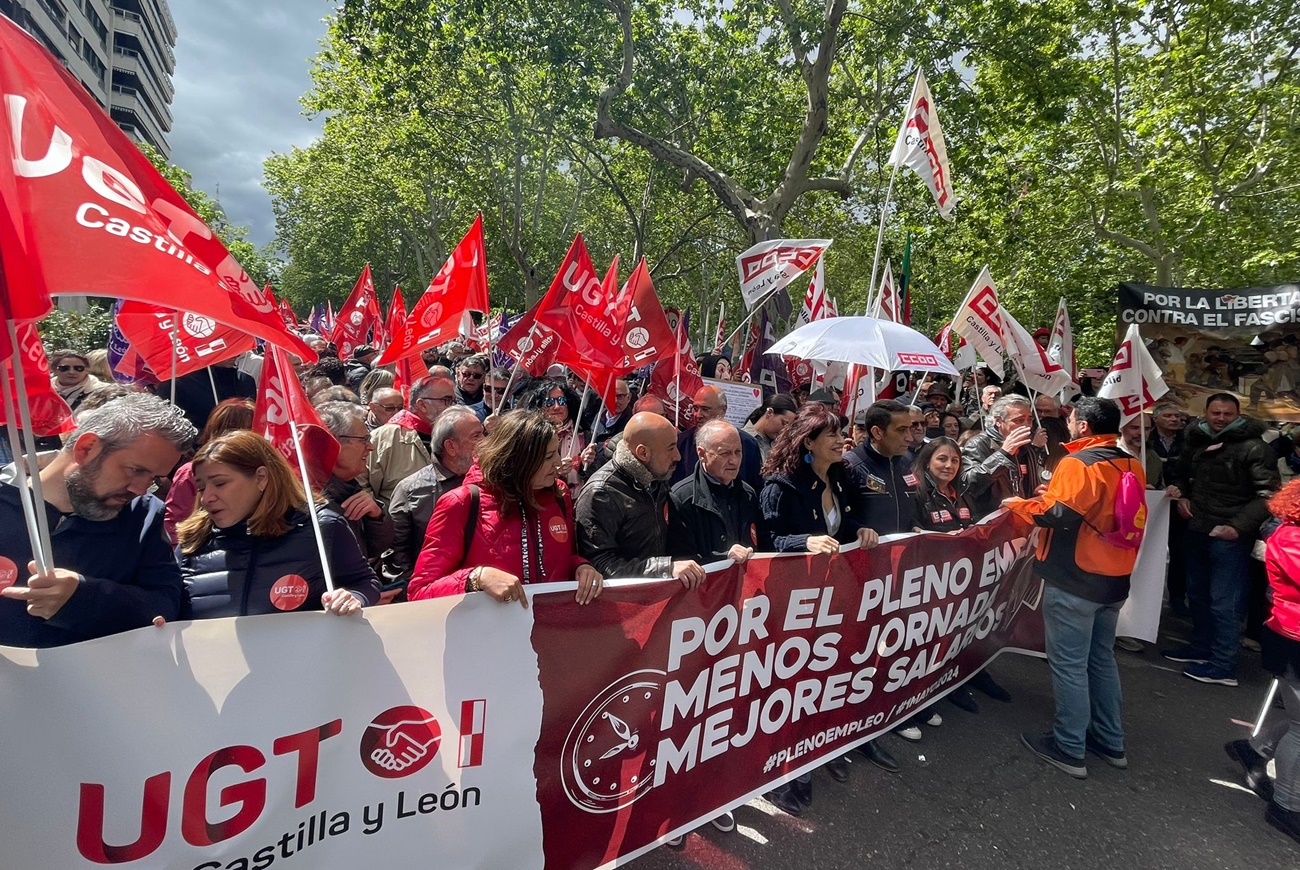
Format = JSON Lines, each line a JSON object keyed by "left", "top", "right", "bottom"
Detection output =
{"left": 631, "top": 612, "right": 1294, "bottom": 870}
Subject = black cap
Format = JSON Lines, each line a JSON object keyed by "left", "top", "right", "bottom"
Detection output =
{"left": 353, "top": 345, "right": 379, "bottom": 360}
{"left": 807, "top": 388, "right": 838, "bottom": 406}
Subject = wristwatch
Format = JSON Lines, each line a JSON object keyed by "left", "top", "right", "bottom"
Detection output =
{"left": 465, "top": 567, "right": 483, "bottom": 593}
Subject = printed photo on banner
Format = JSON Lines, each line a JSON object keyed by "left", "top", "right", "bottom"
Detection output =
{"left": 1118, "top": 282, "right": 1300, "bottom": 420}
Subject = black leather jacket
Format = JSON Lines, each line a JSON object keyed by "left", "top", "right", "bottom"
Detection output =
{"left": 575, "top": 445, "right": 673, "bottom": 578}
{"left": 960, "top": 427, "right": 1047, "bottom": 518}
{"left": 179, "top": 508, "right": 381, "bottom": 619}
{"left": 668, "top": 463, "right": 760, "bottom": 564}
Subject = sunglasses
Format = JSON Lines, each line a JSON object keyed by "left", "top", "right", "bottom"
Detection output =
{"left": 461, "top": 371, "right": 485, "bottom": 379}
{"left": 372, "top": 403, "right": 404, "bottom": 413}
{"left": 56, "top": 364, "right": 86, "bottom": 372}
{"left": 542, "top": 396, "right": 568, "bottom": 408}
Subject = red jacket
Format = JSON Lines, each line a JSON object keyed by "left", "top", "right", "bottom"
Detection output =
{"left": 408, "top": 468, "right": 586, "bottom": 599}
{"left": 1266, "top": 524, "right": 1300, "bottom": 641}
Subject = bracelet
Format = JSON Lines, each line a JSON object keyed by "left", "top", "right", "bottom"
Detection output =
{"left": 465, "top": 567, "right": 483, "bottom": 593}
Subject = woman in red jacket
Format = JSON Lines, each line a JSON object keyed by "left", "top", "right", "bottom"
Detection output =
{"left": 1230, "top": 478, "right": 1300, "bottom": 843}
{"left": 408, "top": 411, "right": 603, "bottom": 607}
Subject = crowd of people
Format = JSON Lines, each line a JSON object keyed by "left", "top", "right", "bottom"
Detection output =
{"left": 3, "top": 334, "right": 1300, "bottom": 847}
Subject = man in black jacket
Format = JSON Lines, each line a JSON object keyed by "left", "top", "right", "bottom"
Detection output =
{"left": 0, "top": 394, "right": 196, "bottom": 647}
{"left": 576, "top": 412, "right": 706, "bottom": 586}
{"left": 845, "top": 400, "right": 916, "bottom": 535}
{"left": 961, "top": 395, "right": 1050, "bottom": 519}
{"left": 1163, "top": 394, "right": 1280, "bottom": 685}
{"left": 668, "top": 421, "right": 758, "bottom": 565}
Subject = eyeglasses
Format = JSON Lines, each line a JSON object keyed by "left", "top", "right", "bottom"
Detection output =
{"left": 56, "top": 365, "right": 86, "bottom": 372}
{"left": 420, "top": 395, "right": 456, "bottom": 406}
{"left": 337, "top": 435, "right": 371, "bottom": 445}
{"left": 691, "top": 404, "right": 719, "bottom": 413}
{"left": 543, "top": 396, "right": 568, "bottom": 408}
{"left": 460, "top": 371, "right": 485, "bottom": 380}
{"left": 372, "top": 403, "right": 404, "bottom": 413}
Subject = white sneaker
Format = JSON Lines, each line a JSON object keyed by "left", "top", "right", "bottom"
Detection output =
{"left": 710, "top": 811, "right": 735, "bottom": 832}
{"left": 926, "top": 712, "right": 943, "bottom": 727}
{"left": 666, "top": 834, "right": 685, "bottom": 848}
{"left": 897, "top": 725, "right": 923, "bottom": 742}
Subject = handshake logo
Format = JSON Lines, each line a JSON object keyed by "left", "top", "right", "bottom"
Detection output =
{"left": 359, "top": 706, "right": 443, "bottom": 779}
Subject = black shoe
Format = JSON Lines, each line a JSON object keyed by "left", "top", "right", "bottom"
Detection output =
{"left": 1267, "top": 801, "right": 1300, "bottom": 845}
{"left": 949, "top": 688, "right": 980, "bottom": 714}
{"left": 1225, "top": 739, "right": 1274, "bottom": 801}
{"left": 1084, "top": 732, "right": 1129, "bottom": 769}
{"left": 791, "top": 776, "right": 813, "bottom": 806}
{"left": 972, "top": 670, "right": 1011, "bottom": 702}
{"left": 765, "top": 785, "right": 803, "bottom": 816}
{"left": 1161, "top": 644, "right": 1210, "bottom": 664}
{"left": 826, "top": 756, "right": 850, "bottom": 782}
{"left": 857, "top": 740, "right": 900, "bottom": 773}
{"left": 1021, "top": 732, "right": 1087, "bottom": 779}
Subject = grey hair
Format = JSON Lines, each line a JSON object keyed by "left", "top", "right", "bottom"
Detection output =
{"left": 1152, "top": 401, "right": 1182, "bottom": 416}
{"left": 410, "top": 375, "right": 454, "bottom": 405}
{"left": 696, "top": 419, "right": 738, "bottom": 451}
{"left": 67, "top": 393, "right": 197, "bottom": 455}
{"left": 990, "top": 394, "right": 1032, "bottom": 422}
{"left": 315, "top": 401, "right": 366, "bottom": 438}
{"left": 431, "top": 405, "right": 480, "bottom": 460}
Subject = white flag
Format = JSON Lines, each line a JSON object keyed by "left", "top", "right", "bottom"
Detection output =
{"left": 890, "top": 70, "right": 956, "bottom": 220}
{"left": 872, "top": 260, "right": 902, "bottom": 323}
{"left": 1097, "top": 324, "right": 1169, "bottom": 424}
{"left": 735, "top": 239, "right": 832, "bottom": 308}
{"left": 1001, "top": 307, "right": 1075, "bottom": 396}
{"left": 796, "top": 254, "right": 831, "bottom": 326}
{"left": 1047, "top": 297, "right": 1077, "bottom": 389}
{"left": 952, "top": 266, "right": 1005, "bottom": 364}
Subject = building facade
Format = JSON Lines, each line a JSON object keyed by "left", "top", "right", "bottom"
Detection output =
{"left": 1, "top": 0, "right": 176, "bottom": 157}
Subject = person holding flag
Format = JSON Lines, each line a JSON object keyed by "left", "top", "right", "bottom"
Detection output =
{"left": 176, "top": 431, "right": 380, "bottom": 619}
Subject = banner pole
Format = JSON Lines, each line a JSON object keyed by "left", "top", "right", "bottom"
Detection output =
{"left": 0, "top": 358, "right": 50, "bottom": 575}
{"left": 169, "top": 310, "right": 179, "bottom": 407}
{"left": 207, "top": 367, "right": 219, "bottom": 405}
{"left": 496, "top": 365, "right": 523, "bottom": 414}
{"left": 864, "top": 163, "right": 902, "bottom": 317}
{"left": 6, "top": 321, "right": 54, "bottom": 574}
{"left": 570, "top": 381, "right": 592, "bottom": 461}
{"left": 289, "top": 420, "right": 335, "bottom": 593}
{"left": 720, "top": 283, "right": 788, "bottom": 351}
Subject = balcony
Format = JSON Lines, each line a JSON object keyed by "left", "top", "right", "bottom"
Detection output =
{"left": 110, "top": 6, "right": 173, "bottom": 73}
{"left": 31, "top": 0, "right": 68, "bottom": 37}
{"left": 113, "top": 44, "right": 172, "bottom": 100}
{"left": 109, "top": 86, "right": 167, "bottom": 155}
{"left": 112, "top": 49, "right": 172, "bottom": 125}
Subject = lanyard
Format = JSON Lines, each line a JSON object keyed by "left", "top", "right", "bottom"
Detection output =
{"left": 519, "top": 506, "right": 547, "bottom": 585}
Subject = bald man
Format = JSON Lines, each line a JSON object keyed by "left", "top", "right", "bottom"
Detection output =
{"left": 673, "top": 385, "right": 764, "bottom": 493}
{"left": 577, "top": 412, "right": 707, "bottom": 586}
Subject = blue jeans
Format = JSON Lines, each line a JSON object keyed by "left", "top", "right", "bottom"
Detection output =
{"left": 1042, "top": 584, "right": 1125, "bottom": 759}
{"left": 1184, "top": 531, "right": 1251, "bottom": 674}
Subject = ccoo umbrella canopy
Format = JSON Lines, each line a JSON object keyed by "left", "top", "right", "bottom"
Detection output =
{"left": 766, "top": 317, "right": 959, "bottom": 376}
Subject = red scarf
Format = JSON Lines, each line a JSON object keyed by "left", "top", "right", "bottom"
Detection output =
{"left": 389, "top": 409, "right": 432, "bottom": 436}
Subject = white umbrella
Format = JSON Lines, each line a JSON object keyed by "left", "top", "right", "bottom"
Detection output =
{"left": 766, "top": 316, "right": 959, "bottom": 376}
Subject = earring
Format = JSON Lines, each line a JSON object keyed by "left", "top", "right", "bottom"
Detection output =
{"left": 803, "top": 451, "right": 814, "bottom": 464}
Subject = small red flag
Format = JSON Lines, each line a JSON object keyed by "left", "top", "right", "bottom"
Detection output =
{"left": 253, "top": 347, "right": 339, "bottom": 490}
{"left": 331, "top": 265, "right": 382, "bottom": 360}
{"left": 0, "top": 324, "right": 73, "bottom": 436}
{"left": 115, "top": 302, "right": 256, "bottom": 380}
{"left": 650, "top": 311, "right": 704, "bottom": 420}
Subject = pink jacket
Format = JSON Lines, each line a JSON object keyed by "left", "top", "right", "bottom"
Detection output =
{"left": 1266, "top": 524, "right": 1300, "bottom": 642}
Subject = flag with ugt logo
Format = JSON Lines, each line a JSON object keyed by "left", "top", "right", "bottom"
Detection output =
{"left": 253, "top": 347, "right": 339, "bottom": 489}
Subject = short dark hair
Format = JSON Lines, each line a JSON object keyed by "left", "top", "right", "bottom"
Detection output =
{"left": 1205, "top": 392, "right": 1240, "bottom": 411}
{"left": 1070, "top": 397, "right": 1121, "bottom": 435}
{"left": 746, "top": 392, "right": 798, "bottom": 424}
{"left": 864, "top": 399, "right": 908, "bottom": 439}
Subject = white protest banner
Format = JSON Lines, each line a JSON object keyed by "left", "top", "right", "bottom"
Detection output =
{"left": 1116, "top": 492, "right": 1172, "bottom": 643}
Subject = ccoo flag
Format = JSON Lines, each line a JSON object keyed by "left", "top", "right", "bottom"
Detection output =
{"left": 890, "top": 70, "right": 956, "bottom": 220}
{"left": 1097, "top": 324, "right": 1169, "bottom": 425}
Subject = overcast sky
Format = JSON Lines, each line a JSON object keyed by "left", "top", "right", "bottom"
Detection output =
{"left": 168, "top": 1, "right": 333, "bottom": 248}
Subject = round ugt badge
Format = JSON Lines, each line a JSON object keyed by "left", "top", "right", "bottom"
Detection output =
{"left": 561, "top": 669, "right": 665, "bottom": 813}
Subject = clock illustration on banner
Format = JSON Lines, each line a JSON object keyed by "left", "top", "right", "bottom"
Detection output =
{"left": 560, "top": 669, "right": 665, "bottom": 813}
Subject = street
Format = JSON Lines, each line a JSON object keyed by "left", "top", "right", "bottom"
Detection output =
{"left": 633, "top": 613, "right": 1291, "bottom": 870}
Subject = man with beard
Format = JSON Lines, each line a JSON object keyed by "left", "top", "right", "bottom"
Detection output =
{"left": 0, "top": 394, "right": 196, "bottom": 647}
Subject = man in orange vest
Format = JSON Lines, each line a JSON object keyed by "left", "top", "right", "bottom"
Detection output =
{"left": 1003, "top": 397, "right": 1146, "bottom": 779}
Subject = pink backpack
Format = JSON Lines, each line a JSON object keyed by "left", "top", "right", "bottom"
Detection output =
{"left": 1100, "top": 461, "right": 1146, "bottom": 550}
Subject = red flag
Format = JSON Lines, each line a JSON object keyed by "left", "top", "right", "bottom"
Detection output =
{"left": 276, "top": 292, "right": 298, "bottom": 330}
{"left": 382, "top": 286, "right": 406, "bottom": 352}
{"left": 0, "top": 324, "right": 73, "bottom": 436}
{"left": 253, "top": 347, "right": 339, "bottom": 490}
{"left": 0, "top": 18, "right": 313, "bottom": 362}
{"left": 650, "top": 312, "right": 704, "bottom": 420}
{"left": 498, "top": 235, "right": 591, "bottom": 376}
{"left": 330, "top": 265, "right": 381, "bottom": 360}
{"left": 115, "top": 302, "right": 256, "bottom": 380}
{"left": 377, "top": 216, "right": 488, "bottom": 364}
{"left": 392, "top": 353, "right": 431, "bottom": 402}
{"left": 541, "top": 242, "right": 624, "bottom": 370}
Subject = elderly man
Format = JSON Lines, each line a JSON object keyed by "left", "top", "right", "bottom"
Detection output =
{"left": 1164, "top": 394, "right": 1279, "bottom": 685}
{"left": 668, "top": 420, "right": 759, "bottom": 566}
{"left": 0, "top": 394, "right": 197, "bottom": 647}
{"left": 365, "top": 375, "right": 457, "bottom": 506}
{"left": 470, "top": 368, "right": 515, "bottom": 421}
{"left": 962, "top": 395, "right": 1050, "bottom": 519}
{"left": 366, "top": 387, "right": 405, "bottom": 429}
{"left": 577, "top": 412, "right": 706, "bottom": 585}
{"left": 454, "top": 354, "right": 490, "bottom": 406}
{"left": 673, "top": 385, "right": 762, "bottom": 492}
{"left": 388, "top": 406, "right": 484, "bottom": 588}
{"left": 593, "top": 378, "right": 635, "bottom": 441}
{"left": 318, "top": 401, "right": 394, "bottom": 576}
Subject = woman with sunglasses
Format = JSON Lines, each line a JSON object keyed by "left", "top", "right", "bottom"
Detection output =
{"left": 176, "top": 431, "right": 381, "bottom": 618}
{"left": 50, "top": 349, "right": 109, "bottom": 412}
{"left": 519, "top": 378, "right": 585, "bottom": 491}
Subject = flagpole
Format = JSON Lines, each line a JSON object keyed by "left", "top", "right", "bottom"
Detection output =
{"left": 6, "top": 321, "right": 54, "bottom": 575}
{"left": 169, "top": 310, "right": 179, "bottom": 407}
{"left": 289, "top": 420, "right": 335, "bottom": 593}
{"left": 207, "top": 367, "right": 219, "bottom": 405}
{"left": 1255, "top": 678, "right": 1280, "bottom": 737}
{"left": 720, "top": 285, "right": 788, "bottom": 352}
{"left": 496, "top": 365, "right": 523, "bottom": 414}
{"left": 1, "top": 357, "right": 51, "bottom": 575}
{"left": 864, "top": 163, "right": 901, "bottom": 316}
{"left": 570, "top": 381, "right": 592, "bottom": 460}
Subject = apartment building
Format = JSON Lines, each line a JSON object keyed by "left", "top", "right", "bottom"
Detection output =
{"left": 1, "top": 0, "right": 177, "bottom": 157}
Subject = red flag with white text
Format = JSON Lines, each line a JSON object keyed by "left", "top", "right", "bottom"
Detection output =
{"left": 115, "top": 302, "right": 256, "bottom": 380}
{"left": 650, "top": 310, "right": 704, "bottom": 419}
{"left": 382, "top": 286, "right": 406, "bottom": 353}
{"left": 253, "top": 347, "right": 339, "bottom": 489}
{"left": 0, "top": 324, "right": 73, "bottom": 435}
{"left": 377, "top": 216, "right": 489, "bottom": 364}
{"left": 0, "top": 17, "right": 314, "bottom": 362}
{"left": 330, "top": 265, "right": 381, "bottom": 360}
{"left": 498, "top": 235, "right": 590, "bottom": 376}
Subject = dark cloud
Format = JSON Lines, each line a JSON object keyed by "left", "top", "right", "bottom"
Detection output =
{"left": 168, "top": 1, "right": 331, "bottom": 248}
